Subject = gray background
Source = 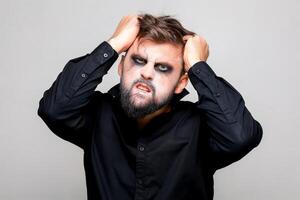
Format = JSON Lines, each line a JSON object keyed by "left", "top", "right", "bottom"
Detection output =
{"left": 1, "top": 0, "right": 299, "bottom": 199}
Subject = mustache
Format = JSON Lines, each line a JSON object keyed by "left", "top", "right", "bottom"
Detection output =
{"left": 131, "top": 79, "right": 155, "bottom": 93}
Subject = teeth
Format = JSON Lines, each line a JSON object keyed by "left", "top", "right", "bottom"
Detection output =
{"left": 136, "top": 84, "right": 150, "bottom": 92}
{"left": 138, "top": 86, "right": 148, "bottom": 92}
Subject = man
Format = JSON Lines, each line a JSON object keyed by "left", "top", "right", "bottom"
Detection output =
{"left": 38, "top": 14, "right": 263, "bottom": 200}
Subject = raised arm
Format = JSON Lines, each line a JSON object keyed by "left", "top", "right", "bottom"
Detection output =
{"left": 183, "top": 35, "right": 263, "bottom": 170}
{"left": 38, "top": 15, "right": 140, "bottom": 149}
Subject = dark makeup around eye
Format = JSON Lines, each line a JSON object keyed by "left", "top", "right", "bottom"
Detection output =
{"left": 130, "top": 54, "right": 174, "bottom": 74}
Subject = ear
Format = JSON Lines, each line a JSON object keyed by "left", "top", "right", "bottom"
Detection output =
{"left": 118, "top": 55, "right": 125, "bottom": 77}
{"left": 174, "top": 73, "right": 189, "bottom": 94}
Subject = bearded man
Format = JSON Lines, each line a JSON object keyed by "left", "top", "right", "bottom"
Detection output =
{"left": 38, "top": 14, "right": 263, "bottom": 200}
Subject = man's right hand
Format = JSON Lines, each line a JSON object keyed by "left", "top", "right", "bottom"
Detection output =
{"left": 107, "top": 15, "right": 140, "bottom": 54}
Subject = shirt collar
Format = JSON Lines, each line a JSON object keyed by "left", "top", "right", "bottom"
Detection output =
{"left": 108, "top": 83, "right": 189, "bottom": 103}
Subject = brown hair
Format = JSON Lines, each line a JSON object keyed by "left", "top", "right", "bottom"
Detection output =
{"left": 137, "top": 14, "right": 195, "bottom": 46}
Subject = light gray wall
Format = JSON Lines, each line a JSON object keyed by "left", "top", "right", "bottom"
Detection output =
{"left": 1, "top": 0, "right": 299, "bottom": 199}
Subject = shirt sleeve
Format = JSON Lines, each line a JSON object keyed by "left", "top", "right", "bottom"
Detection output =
{"left": 187, "top": 61, "right": 263, "bottom": 170}
{"left": 38, "top": 41, "right": 119, "bottom": 149}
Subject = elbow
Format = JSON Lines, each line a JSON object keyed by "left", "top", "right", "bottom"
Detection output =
{"left": 252, "top": 120, "right": 263, "bottom": 147}
{"left": 228, "top": 120, "right": 263, "bottom": 156}
{"left": 245, "top": 120, "right": 263, "bottom": 149}
{"left": 37, "top": 98, "right": 59, "bottom": 123}
{"left": 38, "top": 104, "right": 50, "bottom": 122}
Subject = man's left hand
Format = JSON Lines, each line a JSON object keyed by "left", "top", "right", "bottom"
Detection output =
{"left": 183, "top": 35, "right": 209, "bottom": 72}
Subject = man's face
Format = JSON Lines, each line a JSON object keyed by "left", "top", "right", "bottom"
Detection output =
{"left": 118, "top": 38, "right": 188, "bottom": 118}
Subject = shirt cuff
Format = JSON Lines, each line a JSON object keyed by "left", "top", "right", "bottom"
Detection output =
{"left": 83, "top": 41, "right": 119, "bottom": 74}
{"left": 187, "top": 61, "right": 220, "bottom": 95}
{"left": 187, "top": 61, "right": 217, "bottom": 81}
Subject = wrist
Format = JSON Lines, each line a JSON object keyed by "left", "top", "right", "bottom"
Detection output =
{"left": 107, "top": 38, "right": 122, "bottom": 54}
{"left": 186, "top": 59, "right": 203, "bottom": 70}
{"left": 185, "top": 59, "right": 205, "bottom": 72}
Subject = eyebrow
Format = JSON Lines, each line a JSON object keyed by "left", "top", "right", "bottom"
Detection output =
{"left": 131, "top": 53, "right": 175, "bottom": 69}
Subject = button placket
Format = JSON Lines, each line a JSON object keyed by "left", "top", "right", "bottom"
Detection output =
{"left": 135, "top": 142, "right": 147, "bottom": 199}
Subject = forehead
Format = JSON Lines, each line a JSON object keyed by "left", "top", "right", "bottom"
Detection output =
{"left": 127, "top": 38, "right": 183, "bottom": 68}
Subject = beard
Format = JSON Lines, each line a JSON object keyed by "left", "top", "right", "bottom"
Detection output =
{"left": 120, "top": 77, "right": 175, "bottom": 118}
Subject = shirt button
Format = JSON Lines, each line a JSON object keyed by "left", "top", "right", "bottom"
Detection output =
{"left": 215, "top": 92, "right": 221, "bottom": 97}
{"left": 103, "top": 53, "right": 108, "bottom": 58}
{"left": 81, "top": 73, "right": 86, "bottom": 78}
{"left": 196, "top": 69, "right": 201, "bottom": 74}
{"left": 138, "top": 145, "right": 145, "bottom": 152}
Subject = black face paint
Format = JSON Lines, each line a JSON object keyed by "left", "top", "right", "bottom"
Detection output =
{"left": 131, "top": 54, "right": 174, "bottom": 74}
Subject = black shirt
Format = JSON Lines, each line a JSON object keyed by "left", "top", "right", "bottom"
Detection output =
{"left": 38, "top": 41, "right": 263, "bottom": 200}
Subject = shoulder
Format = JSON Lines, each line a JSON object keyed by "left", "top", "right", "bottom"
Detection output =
{"left": 174, "top": 100, "right": 207, "bottom": 119}
{"left": 88, "top": 91, "right": 117, "bottom": 108}
{"left": 175, "top": 100, "right": 197, "bottom": 110}
{"left": 172, "top": 100, "right": 202, "bottom": 117}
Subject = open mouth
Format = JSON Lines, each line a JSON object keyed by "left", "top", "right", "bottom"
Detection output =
{"left": 135, "top": 83, "right": 152, "bottom": 93}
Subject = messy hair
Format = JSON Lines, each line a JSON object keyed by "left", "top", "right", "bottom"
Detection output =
{"left": 137, "top": 14, "right": 195, "bottom": 46}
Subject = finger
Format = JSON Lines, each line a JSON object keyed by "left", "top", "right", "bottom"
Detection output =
{"left": 183, "top": 35, "right": 194, "bottom": 41}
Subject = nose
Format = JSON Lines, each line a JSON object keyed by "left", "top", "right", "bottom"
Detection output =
{"left": 140, "top": 62, "right": 154, "bottom": 80}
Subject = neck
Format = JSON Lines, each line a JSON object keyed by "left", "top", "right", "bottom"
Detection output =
{"left": 136, "top": 104, "right": 171, "bottom": 130}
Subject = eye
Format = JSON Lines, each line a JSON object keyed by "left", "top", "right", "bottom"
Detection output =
{"left": 132, "top": 57, "right": 145, "bottom": 65}
{"left": 156, "top": 65, "right": 170, "bottom": 73}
